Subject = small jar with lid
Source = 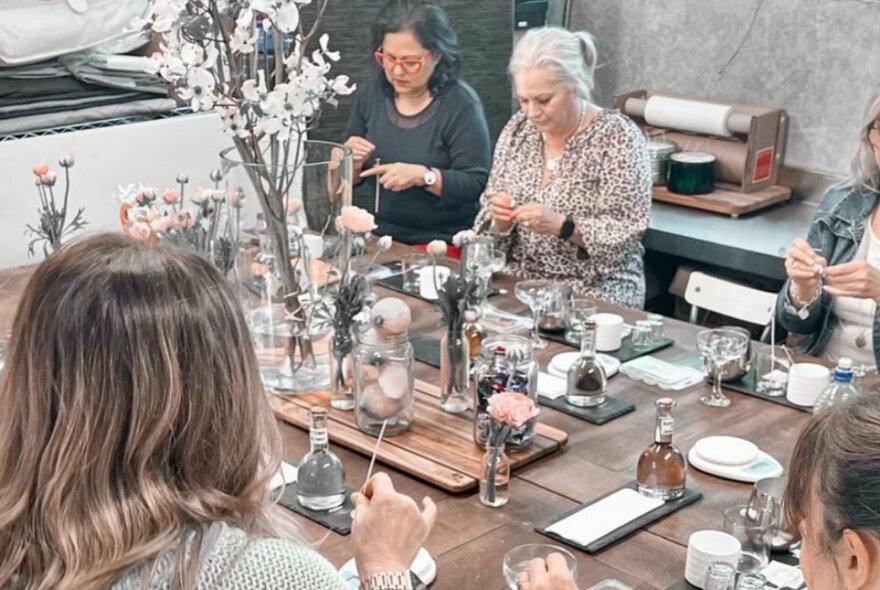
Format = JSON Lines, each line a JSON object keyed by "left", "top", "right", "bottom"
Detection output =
{"left": 353, "top": 326, "right": 414, "bottom": 437}
{"left": 472, "top": 334, "right": 538, "bottom": 450}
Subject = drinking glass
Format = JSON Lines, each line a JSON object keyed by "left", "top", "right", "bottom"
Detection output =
{"left": 735, "top": 573, "right": 767, "bottom": 590}
{"left": 402, "top": 252, "right": 429, "bottom": 293}
{"left": 535, "top": 283, "right": 572, "bottom": 334}
{"left": 565, "top": 296, "right": 598, "bottom": 343}
{"left": 646, "top": 313, "right": 665, "bottom": 344}
{"left": 748, "top": 476, "right": 794, "bottom": 550}
{"left": 502, "top": 544, "right": 578, "bottom": 590}
{"left": 704, "top": 562, "right": 736, "bottom": 590}
{"left": 631, "top": 320, "right": 654, "bottom": 349}
{"left": 723, "top": 505, "right": 775, "bottom": 574}
{"left": 755, "top": 352, "right": 788, "bottom": 397}
{"left": 515, "top": 279, "right": 552, "bottom": 349}
{"left": 696, "top": 328, "right": 750, "bottom": 407}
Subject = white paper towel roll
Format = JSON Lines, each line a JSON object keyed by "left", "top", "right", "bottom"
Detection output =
{"left": 644, "top": 96, "right": 734, "bottom": 138}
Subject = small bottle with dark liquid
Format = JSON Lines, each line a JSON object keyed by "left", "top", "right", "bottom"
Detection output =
{"left": 565, "top": 319, "right": 607, "bottom": 407}
{"left": 636, "top": 398, "right": 686, "bottom": 500}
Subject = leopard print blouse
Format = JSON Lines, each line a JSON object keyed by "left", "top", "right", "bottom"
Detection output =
{"left": 474, "top": 109, "right": 651, "bottom": 308}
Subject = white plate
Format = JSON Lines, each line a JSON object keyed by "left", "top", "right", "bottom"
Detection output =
{"left": 339, "top": 547, "right": 436, "bottom": 589}
{"left": 549, "top": 352, "right": 620, "bottom": 378}
{"left": 693, "top": 436, "right": 759, "bottom": 467}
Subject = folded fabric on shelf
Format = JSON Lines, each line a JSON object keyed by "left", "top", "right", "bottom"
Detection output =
{"left": 61, "top": 53, "right": 169, "bottom": 95}
{"left": 0, "top": 97, "right": 178, "bottom": 135}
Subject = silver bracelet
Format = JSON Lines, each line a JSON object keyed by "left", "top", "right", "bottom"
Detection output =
{"left": 789, "top": 281, "right": 822, "bottom": 319}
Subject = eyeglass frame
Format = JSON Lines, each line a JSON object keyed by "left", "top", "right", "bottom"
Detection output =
{"left": 373, "top": 48, "right": 432, "bottom": 74}
{"left": 866, "top": 121, "right": 880, "bottom": 148}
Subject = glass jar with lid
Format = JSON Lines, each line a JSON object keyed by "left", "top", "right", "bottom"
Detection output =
{"left": 353, "top": 326, "right": 414, "bottom": 437}
{"left": 472, "top": 334, "right": 538, "bottom": 450}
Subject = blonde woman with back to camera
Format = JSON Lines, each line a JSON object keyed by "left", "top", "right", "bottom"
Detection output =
{"left": 474, "top": 26, "right": 651, "bottom": 308}
{"left": 0, "top": 234, "right": 434, "bottom": 590}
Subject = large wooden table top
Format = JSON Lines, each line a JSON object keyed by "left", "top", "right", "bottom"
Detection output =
{"left": 0, "top": 246, "right": 812, "bottom": 590}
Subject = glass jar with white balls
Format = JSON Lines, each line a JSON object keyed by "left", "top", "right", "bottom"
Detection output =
{"left": 353, "top": 326, "right": 415, "bottom": 437}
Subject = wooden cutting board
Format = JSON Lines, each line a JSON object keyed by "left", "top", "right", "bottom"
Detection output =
{"left": 652, "top": 182, "right": 791, "bottom": 217}
{"left": 271, "top": 380, "right": 569, "bottom": 493}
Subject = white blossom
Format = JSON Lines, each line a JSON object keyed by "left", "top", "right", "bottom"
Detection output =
{"left": 230, "top": 23, "right": 258, "bottom": 54}
{"left": 221, "top": 108, "right": 250, "bottom": 138}
{"left": 251, "top": 0, "right": 300, "bottom": 33}
{"left": 178, "top": 67, "right": 216, "bottom": 111}
{"left": 318, "top": 33, "right": 340, "bottom": 62}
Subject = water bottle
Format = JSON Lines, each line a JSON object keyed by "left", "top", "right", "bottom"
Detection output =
{"left": 813, "top": 357, "right": 859, "bottom": 414}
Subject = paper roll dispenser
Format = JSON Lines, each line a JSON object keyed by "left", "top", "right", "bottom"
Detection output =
{"left": 616, "top": 90, "right": 789, "bottom": 195}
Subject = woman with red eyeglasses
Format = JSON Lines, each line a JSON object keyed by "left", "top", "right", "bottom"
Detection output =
{"left": 344, "top": 0, "right": 491, "bottom": 257}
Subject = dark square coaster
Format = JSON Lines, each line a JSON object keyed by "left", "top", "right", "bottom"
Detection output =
{"left": 410, "top": 332, "right": 441, "bottom": 368}
{"left": 375, "top": 262, "right": 501, "bottom": 302}
{"left": 672, "top": 352, "right": 811, "bottom": 414}
{"left": 277, "top": 482, "right": 355, "bottom": 535}
{"left": 537, "top": 481, "right": 702, "bottom": 554}
{"left": 665, "top": 549, "right": 802, "bottom": 589}
{"left": 538, "top": 395, "right": 635, "bottom": 425}
{"left": 541, "top": 330, "right": 674, "bottom": 362}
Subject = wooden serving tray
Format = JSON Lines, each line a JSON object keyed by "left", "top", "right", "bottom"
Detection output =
{"left": 652, "top": 182, "right": 791, "bottom": 217}
{"left": 271, "top": 380, "right": 569, "bottom": 493}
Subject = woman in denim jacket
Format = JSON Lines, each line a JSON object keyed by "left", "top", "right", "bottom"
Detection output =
{"left": 777, "top": 90, "right": 880, "bottom": 370}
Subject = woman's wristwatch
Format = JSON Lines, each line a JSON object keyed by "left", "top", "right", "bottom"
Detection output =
{"left": 360, "top": 571, "right": 427, "bottom": 590}
{"left": 558, "top": 214, "right": 575, "bottom": 241}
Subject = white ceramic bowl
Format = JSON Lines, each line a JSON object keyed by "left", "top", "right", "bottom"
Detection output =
{"left": 786, "top": 363, "right": 830, "bottom": 406}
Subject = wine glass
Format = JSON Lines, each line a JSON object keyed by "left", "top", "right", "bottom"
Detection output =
{"left": 696, "top": 328, "right": 750, "bottom": 407}
{"left": 502, "top": 544, "right": 577, "bottom": 590}
{"left": 515, "top": 279, "right": 552, "bottom": 349}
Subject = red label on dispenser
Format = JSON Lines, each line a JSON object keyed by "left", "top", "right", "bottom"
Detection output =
{"left": 753, "top": 147, "right": 774, "bottom": 182}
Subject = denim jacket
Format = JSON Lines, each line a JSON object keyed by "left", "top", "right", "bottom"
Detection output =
{"left": 775, "top": 185, "right": 880, "bottom": 367}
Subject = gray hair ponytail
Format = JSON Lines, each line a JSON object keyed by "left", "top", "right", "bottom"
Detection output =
{"left": 509, "top": 27, "right": 598, "bottom": 102}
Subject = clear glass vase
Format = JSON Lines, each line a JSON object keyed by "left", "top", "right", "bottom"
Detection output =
{"left": 440, "top": 328, "right": 470, "bottom": 413}
{"left": 221, "top": 140, "right": 352, "bottom": 394}
{"left": 354, "top": 328, "right": 414, "bottom": 437}
{"left": 329, "top": 328, "right": 355, "bottom": 410}
{"left": 479, "top": 442, "right": 510, "bottom": 507}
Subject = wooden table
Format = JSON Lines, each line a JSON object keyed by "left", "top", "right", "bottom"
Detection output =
{"left": 0, "top": 248, "right": 813, "bottom": 590}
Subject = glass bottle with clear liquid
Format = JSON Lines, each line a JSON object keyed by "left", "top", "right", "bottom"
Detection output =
{"left": 296, "top": 407, "right": 346, "bottom": 511}
{"left": 637, "top": 398, "right": 687, "bottom": 500}
{"left": 813, "top": 357, "right": 859, "bottom": 414}
{"left": 565, "top": 319, "right": 607, "bottom": 407}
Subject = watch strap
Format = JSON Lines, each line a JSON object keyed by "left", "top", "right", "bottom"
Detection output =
{"left": 360, "top": 571, "right": 413, "bottom": 590}
{"left": 558, "top": 214, "right": 575, "bottom": 240}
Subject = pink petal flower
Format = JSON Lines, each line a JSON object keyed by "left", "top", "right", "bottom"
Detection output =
{"left": 149, "top": 216, "right": 173, "bottom": 233}
{"left": 161, "top": 188, "right": 180, "bottom": 204}
{"left": 339, "top": 205, "right": 376, "bottom": 233}
{"left": 287, "top": 199, "right": 302, "bottom": 213}
{"left": 128, "top": 221, "right": 153, "bottom": 241}
{"left": 146, "top": 207, "right": 160, "bottom": 222}
{"left": 487, "top": 391, "right": 538, "bottom": 428}
{"left": 32, "top": 162, "right": 49, "bottom": 177}
{"left": 427, "top": 240, "right": 447, "bottom": 257}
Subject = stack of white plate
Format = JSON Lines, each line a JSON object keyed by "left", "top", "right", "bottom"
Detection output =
{"left": 786, "top": 362, "right": 830, "bottom": 407}
{"left": 685, "top": 530, "right": 742, "bottom": 587}
{"left": 547, "top": 351, "right": 621, "bottom": 379}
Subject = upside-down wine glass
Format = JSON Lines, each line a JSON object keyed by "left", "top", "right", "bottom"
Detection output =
{"left": 514, "top": 279, "right": 552, "bottom": 349}
{"left": 696, "top": 328, "right": 750, "bottom": 408}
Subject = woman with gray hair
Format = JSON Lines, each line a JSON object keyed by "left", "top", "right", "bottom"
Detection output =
{"left": 473, "top": 27, "right": 651, "bottom": 308}
{"left": 777, "top": 88, "right": 880, "bottom": 370}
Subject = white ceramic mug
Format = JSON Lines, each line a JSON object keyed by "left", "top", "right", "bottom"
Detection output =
{"left": 591, "top": 312, "right": 624, "bottom": 351}
{"left": 418, "top": 266, "right": 451, "bottom": 300}
{"left": 786, "top": 363, "right": 830, "bottom": 407}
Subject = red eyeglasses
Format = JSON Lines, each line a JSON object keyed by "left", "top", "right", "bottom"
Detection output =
{"left": 373, "top": 49, "right": 431, "bottom": 74}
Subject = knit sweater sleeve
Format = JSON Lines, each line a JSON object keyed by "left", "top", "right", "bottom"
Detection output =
{"left": 217, "top": 538, "right": 348, "bottom": 590}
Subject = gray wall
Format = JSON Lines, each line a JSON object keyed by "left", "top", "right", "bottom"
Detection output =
{"left": 570, "top": 0, "right": 880, "bottom": 178}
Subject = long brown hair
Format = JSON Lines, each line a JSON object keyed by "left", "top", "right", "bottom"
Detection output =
{"left": 786, "top": 394, "right": 880, "bottom": 551}
{"left": 0, "top": 234, "right": 283, "bottom": 589}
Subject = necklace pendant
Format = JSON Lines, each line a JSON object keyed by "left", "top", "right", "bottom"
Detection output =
{"left": 856, "top": 333, "right": 868, "bottom": 349}
{"left": 797, "top": 308, "right": 810, "bottom": 320}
